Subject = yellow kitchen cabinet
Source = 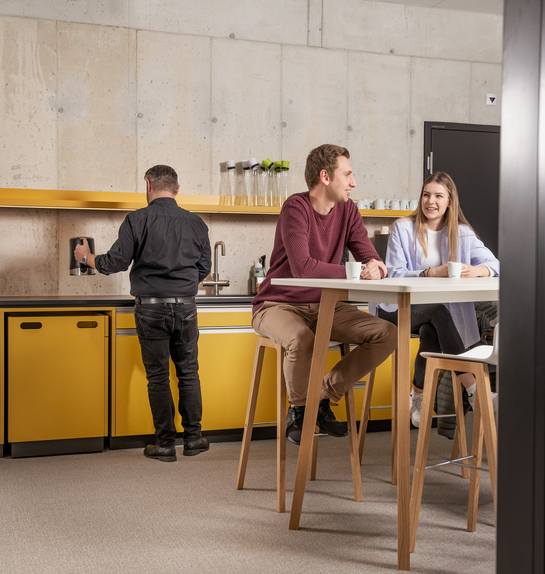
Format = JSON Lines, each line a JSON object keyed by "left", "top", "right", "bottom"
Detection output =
{"left": 7, "top": 313, "right": 109, "bottom": 457}
{"left": 112, "top": 306, "right": 414, "bottom": 440}
{"left": 198, "top": 328, "right": 278, "bottom": 431}
{"left": 112, "top": 308, "right": 278, "bottom": 439}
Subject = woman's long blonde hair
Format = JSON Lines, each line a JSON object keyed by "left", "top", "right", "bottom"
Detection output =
{"left": 407, "top": 172, "right": 474, "bottom": 262}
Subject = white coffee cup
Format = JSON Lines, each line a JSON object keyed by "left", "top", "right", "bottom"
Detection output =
{"left": 409, "top": 200, "right": 419, "bottom": 211}
{"left": 362, "top": 199, "right": 370, "bottom": 209}
{"left": 447, "top": 262, "right": 467, "bottom": 278}
{"left": 400, "top": 200, "right": 410, "bottom": 210}
{"left": 375, "top": 199, "right": 385, "bottom": 210}
{"left": 345, "top": 261, "right": 362, "bottom": 280}
{"left": 391, "top": 200, "right": 400, "bottom": 210}
{"left": 356, "top": 200, "right": 365, "bottom": 209}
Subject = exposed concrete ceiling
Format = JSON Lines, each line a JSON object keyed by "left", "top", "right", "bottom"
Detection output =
{"left": 365, "top": 0, "right": 503, "bottom": 15}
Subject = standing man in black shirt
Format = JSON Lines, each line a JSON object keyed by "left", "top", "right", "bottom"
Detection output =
{"left": 74, "top": 165, "right": 212, "bottom": 462}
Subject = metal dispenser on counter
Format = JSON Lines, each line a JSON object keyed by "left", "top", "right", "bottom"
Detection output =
{"left": 250, "top": 255, "right": 266, "bottom": 295}
{"left": 69, "top": 237, "right": 95, "bottom": 275}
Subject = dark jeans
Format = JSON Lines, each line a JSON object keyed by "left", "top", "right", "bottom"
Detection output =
{"left": 134, "top": 302, "right": 202, "bottom": 446}
{"left": 378, "top": 304, "right": 467, "bottom": 390}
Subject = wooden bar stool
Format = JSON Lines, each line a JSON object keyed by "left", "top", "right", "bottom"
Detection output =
{"left": 357, "top": 350, "right": 396, "bottom": 484}
{"left": 356, "top": 341, "right": 468, "bottom": 487}
{"left": 236, "top": 334, "right": 371, "bottom": 512}
{"left": 410, "top": 325, "right": 499, "bottom": 552}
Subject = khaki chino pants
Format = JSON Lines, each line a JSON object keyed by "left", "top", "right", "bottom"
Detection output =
{"left": 252, "top": 301, "right": 397, "bottom": 406}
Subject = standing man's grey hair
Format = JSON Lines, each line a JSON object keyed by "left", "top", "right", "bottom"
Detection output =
{"left": 304, "top": 144, "right": 350, "bottom": 190}
{"left": 144, "top": 165, "right": 179, "bottom": 194}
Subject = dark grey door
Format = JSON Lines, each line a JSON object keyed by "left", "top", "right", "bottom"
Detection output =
{"left": 424, "top": 122, "right": 500, "bottom": 255}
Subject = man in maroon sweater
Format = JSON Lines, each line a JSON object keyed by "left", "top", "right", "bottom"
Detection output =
{"left": 253, "top": 144, "right": 397, "bottom": 444}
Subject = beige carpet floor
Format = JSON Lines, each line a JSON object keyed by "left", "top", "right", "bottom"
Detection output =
{"left": 0, "top": 419, "right": 495, "bottom": 574}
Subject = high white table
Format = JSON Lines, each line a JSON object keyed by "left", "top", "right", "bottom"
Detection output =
{"left": 271, "top": 276, "right": 499, "bottom": 571}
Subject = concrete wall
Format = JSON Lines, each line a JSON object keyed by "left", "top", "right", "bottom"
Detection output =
{"left": 0, "top": 0, "right": 503, "bottom": 296}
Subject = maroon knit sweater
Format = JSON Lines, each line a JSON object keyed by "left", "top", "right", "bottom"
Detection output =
{"left": 253, "top": 192, "right": 381, "bottom": 313}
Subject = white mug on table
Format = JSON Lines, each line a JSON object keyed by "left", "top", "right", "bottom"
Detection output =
{"left": 345, "top": 261, "right": 362, "bottom": 280}
{"left": 447, "top": 261, "right": 467, "bottom": 278}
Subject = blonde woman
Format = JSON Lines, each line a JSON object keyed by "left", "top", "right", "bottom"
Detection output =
{"left": 377, "top": 172, "right": 499, "bottom": 427}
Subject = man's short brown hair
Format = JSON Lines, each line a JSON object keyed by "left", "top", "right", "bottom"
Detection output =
{"left": 144, "top": 165, "right": 178, "bottom": 194}
{"left": 304, "top": 144, "right": 350, "bottom": 190}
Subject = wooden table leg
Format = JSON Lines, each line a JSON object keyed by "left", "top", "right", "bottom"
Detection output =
{"left": 396, "top": 292, "right": 411, "bottom": 570}
{"left": 288, "top": 288, "right": 345, "bottom": 530}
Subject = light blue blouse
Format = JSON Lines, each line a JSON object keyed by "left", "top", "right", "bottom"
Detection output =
{"left": 378, "top": 219, "right": 500, "bottom": 348}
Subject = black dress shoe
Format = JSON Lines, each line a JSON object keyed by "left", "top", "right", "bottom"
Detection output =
{"left": 143, "top": 444, "right": 177, "bottom": 462}
{"left": 286, "top": 404, "right": 306, "bottom": 446}
{"left": 183, "top": 437, "right": 210, "bottom": 457}
{"left": 316, "top": 399, "right": 348, "bottom": 437}
{"left": 287, "top": 428, "right": 302, "bottom": 445}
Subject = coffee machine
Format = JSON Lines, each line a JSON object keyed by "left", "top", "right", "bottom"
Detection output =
{"left": 69, "top": 237, "right": 95, "bottom": 275}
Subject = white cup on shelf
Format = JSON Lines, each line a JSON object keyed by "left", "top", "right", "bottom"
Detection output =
{"left": 409, "top": 200, "right": 419, "bottom": 210}
{"left": 400, "top": 200, "right": 410, "bottom": 210}
{"left": 391, "top": 199, "right": 400, "bottom": 210}
{"left": 374, "top": 199, "right": 385, "bottom": 210}
{"left": 345, "top": 261, "right": 362, "bottom": 280}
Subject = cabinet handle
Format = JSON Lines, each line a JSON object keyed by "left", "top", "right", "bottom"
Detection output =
{"left": 77, "top": 321, "right": 98, "bottom": 329}
{"left": 20, "top": 322, "right": 42, "bottom": 330}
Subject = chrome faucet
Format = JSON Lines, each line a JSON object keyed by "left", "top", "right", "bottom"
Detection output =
{"left": 203, "top": 241, "right": 230, "bottom": 295}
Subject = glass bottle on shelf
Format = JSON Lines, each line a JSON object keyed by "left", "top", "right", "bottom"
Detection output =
{"left": 278, "top": 160, "right": 290, "bottom": 204}
{"left": 260, "top": 158, "right": 273, "bottom": 206}
{"left": 272, "top": 161, "right": 282, "bottom": 206}
{"left": 241, "top": 160, "right": 252, "bottom": 206}
{"left": 219, "top": 160, "right": 236, "bottom": 206}
{"left": 249, "top": 158, "right": 260, "bottom": 206}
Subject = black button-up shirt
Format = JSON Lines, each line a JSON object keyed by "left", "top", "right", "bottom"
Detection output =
{"left": 95, "top": 197, "right": 211, "bottom": 297}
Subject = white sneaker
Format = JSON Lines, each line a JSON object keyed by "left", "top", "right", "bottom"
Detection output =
{"left": 466, "top": 383, "right": 498, "bottom": 416}
{"left": 410, "top": 389, "right": 424, "bottom": 428}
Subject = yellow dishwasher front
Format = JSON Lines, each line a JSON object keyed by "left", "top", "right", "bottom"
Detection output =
{"left": 112, "top": 306, "right": 278, "bottom": 445}
{"left": 7, "top": 313, "right": 108, "bottom": 458}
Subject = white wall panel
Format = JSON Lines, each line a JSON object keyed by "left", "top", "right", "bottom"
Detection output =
{"left": 137, "top": 31, "right": 211, "bottom": 194}
{"left": 0, "top": 0, "right": 129, "bottom": 27}
{"left": 0, "top": 208, "right": 58, "bottom": 295}
{"left": 409, "top": 57, "right": 471, "bottom": 194}
{"left": 470, "top": 62, "right": 502, "bottom": 125}
{"left": 281, "top": 45, "right": 348, "bottom": 195}
{"left": 211, "top": 38, "right": 281, "bottom": 196}
{"left": 308, "top": 0, "right": 323, "bottom": 47}
{"left": 420, "top": 6, "right": 502, "bottom": 63}
{"left": 323, "top": 0, "right": 502, "bottom": 64}
{"left": 0, "top": 17, "right": 57, "bottom": 189}
{"left": 347, "top": 51, "right": 411, "bottom": 200}
{"left": 57, "top": 22, "right": 136, "bottom": 192}
{"left": 129, "top": 0, "right": 308, "bottom": 46}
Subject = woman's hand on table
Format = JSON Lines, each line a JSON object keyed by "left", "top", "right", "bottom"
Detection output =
{"left": 361, "top": 259, "right": 387, "bottom": 280}
{"left": 421, "top": 263, "right": 449, "bottom": 277}
{"left": 461, "top": 264, "right": 491, "bottom": 278}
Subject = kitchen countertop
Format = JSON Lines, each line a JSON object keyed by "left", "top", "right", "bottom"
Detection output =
{"left": 0, "top": 294, "right": 255, "bottom": 308}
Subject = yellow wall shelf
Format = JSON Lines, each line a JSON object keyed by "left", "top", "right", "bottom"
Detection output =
{"left": 0, "top": 188, "right": 411, "bottom": 217}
